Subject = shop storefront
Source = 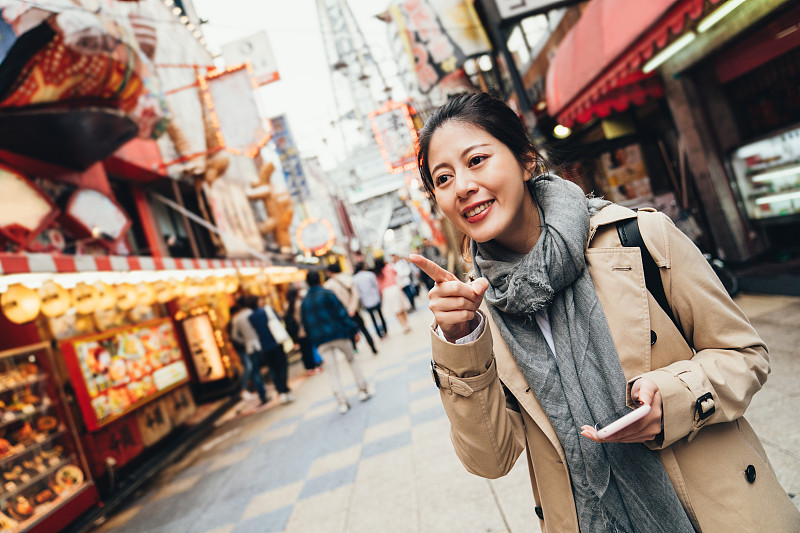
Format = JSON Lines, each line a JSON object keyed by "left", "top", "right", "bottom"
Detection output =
{"left": 0, "top": 255, "right": 305, "bottom": 532}
{"left": 539, "top": 0, "right": 799, "bottom": 287}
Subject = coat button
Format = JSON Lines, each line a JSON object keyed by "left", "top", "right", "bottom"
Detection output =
{"left": 535, "top": 505, "right": 544, "bottom": 520}
{"left": 650, "top": 330, "right": 657, "bottom": 345}
{"left": 745, "top": 465, "right": 756, "bottom": 483}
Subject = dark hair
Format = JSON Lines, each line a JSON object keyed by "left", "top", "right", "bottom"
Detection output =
{"left": 326, "top": 262, "right": 342, "bottom": 274}
{"left": 354, "top": 261, "right": 365, "bottom": 273}
{"left": 306, "top": 270, "right": 322, "bottom": 286}
{"left": 373, "top": 257, "right": 386, "bottom": 279}
{"left": 244, "top": 295, "right": 259, "bottom": 310}
{"left": 417, "top": 92, "right": 547, "bottom": 207}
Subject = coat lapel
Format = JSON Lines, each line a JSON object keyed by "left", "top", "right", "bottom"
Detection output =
{"left": 480, "top": 302, "right": 567, "bottom": 465}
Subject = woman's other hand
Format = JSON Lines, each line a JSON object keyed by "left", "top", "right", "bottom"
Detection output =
{"left": 580, "top": 377, "right": 663, "bottom": 443}
{"left": 409, "top": 254, "right": 489, "bottom": 343}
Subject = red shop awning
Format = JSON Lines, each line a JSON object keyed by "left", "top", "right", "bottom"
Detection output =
{"left": 545, "top": 0, "right": 722, "bottom": 127}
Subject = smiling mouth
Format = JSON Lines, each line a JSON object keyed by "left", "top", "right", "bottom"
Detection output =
{"left": 463, "top": 200, "right": 494, "bottom": 219}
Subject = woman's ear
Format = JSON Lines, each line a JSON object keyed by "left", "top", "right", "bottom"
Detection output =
{"left": 524, "top": 158, "right": 539, "bottom": 180}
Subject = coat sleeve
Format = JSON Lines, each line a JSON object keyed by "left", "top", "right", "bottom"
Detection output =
{"left": 631, "top": 212, "right": 770, "bottom": 449}
{"left": 431, "top": 317, "right": 526, "bottom": 478}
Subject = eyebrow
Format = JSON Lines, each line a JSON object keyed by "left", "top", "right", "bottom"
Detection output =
{"left": 431, "top": 143, "right": 491, "bottom": 175}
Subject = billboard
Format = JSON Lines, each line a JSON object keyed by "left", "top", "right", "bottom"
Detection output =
{"left": 221, "top": 32, "right": 281, "bottom": 86}
{"left": 270, "top": 115, "right": 310, "bottom": 201}
{"left": 391, "top": 0, "right": 490, "bottom": 93}
{"left": 199, "top": 64, "right": 271, "bottom": 158}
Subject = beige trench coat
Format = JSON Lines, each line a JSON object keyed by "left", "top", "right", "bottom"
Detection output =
{"left": 430, "top": 205, "right": 800, "bottom": 532}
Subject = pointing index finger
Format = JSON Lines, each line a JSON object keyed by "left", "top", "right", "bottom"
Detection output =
{"left": 409, "top": 254, "right": 458, "bottom": 284}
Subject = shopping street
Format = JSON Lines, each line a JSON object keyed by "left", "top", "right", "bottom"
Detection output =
{"left": 86, "top": 292, "right": 800, "bottom": 533}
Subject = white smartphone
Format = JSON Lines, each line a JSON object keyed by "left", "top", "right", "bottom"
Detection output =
{"left": 597, "top": 404, "right": 651, "bottom": 439}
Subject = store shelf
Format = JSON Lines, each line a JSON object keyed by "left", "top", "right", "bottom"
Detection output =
{"left": 0, "top": 374, "right": 48, "bottom": 396}
{"left": 754, "top": 190, "right": 800, "bottom": 205}
{"left": 0, "top": 430, "right": 65, "bottom": 469}
{"left": 0, "top": 399, "right": 54, "bottom": 431}
{"left": 3, "top": 480, "right": 90, "bottom": 533}
{"left": 0, "top": 455, "right": 74, "bottom": 508}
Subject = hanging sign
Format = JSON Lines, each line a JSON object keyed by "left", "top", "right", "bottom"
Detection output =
{"left": 368, "top": 101, "right": 419, "bottom": 175}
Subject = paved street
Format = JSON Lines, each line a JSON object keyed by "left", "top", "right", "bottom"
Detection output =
{"left": 92, "top": 293, "right": 800, "bottom": 533}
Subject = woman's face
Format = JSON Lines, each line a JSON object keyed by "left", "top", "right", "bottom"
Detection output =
{"left": 427, "top": 121, "right": 537, "bottom": 253}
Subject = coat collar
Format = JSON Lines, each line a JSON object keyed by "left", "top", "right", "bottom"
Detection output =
{"left": 588, "top": 203, "right": 637, "bottom": 243}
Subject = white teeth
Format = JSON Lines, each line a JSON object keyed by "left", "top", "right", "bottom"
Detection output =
{"left": 464, "top": 201, "right": 493, "bottom": 218}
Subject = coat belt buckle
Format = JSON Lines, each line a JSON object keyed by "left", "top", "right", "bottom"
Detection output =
{"left": 695, "top": 392, "right": 715, "bottom": 420}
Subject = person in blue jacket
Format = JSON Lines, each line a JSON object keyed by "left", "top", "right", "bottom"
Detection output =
{"left": 301, "top": 270, "right": 374, "bottom": 414}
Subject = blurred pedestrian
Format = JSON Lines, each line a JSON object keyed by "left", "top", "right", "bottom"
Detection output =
{"left": 419, "top": 238, "right": 444, "bottom": 291}
{"left": 283, "top": 286, "right": 321, "bottom": 376}
{"left": 374, "top": 256, "right": 411, "bottom": 333}
{"left": 301, "top": 270, "right": 374, "bottom": 414}
{"left": 353, "top": 261, "right": 387, "bottom": 338}
{"left": 325, "top": 263, "right": 378, "bottom": 355}
{"left": 392, "top": 253, "right": 417, "bottom": 311}
{"left": 247, "top": 296, "right": 295, "bottom": 404}
{"left": 230, "top": 296, "right": 268, "bottom": 404}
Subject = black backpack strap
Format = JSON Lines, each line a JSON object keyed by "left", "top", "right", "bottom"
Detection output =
{"left": 616, "top": 215, "right": 685, "bottom": 339}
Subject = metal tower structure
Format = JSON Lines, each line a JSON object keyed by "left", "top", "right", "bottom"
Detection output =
{"left": 316, "top": 0, "right": 391, "bottom": 153}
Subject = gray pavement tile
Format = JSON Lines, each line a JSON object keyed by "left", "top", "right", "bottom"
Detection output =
{"left": 409, "top": 384, "right": 437, "bottom": 401}
{"left": 188, "top": 495, "right": 250, "bottom": 533}
{"left": 410, "top": 404, "right": 447, "bottom": 427}
{"left": 299, "top": 463, "right": 357, "bottom": 500}
{"left": 171, "top": 460, "right": 212, "bottom": 482}
{"left": 752, "top": 301, "right": 800, "bottom": 328}
{"left": 269, "top": 413, "right": 305, "bottom": 429}
{"left": 361, "top": 430, "right": 412, "bottom": 459}
{"left": 233, "top": 506, "right": 293, "bottom": 533}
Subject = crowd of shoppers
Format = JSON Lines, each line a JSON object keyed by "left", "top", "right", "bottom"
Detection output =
{"left": 229, "top": 253, "right": 429, "bottom": 413}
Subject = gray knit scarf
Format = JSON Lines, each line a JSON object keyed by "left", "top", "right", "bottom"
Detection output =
{"left": 471, "top": 175, "right": 694, "bottom": 533}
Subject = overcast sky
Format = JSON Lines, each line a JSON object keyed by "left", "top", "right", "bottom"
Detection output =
{"left": 192, "top": 0, "right": 402, "bottom": 169}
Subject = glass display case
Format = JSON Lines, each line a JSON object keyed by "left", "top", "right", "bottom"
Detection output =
{"left": 730, "top": 125, "right": 800, "bottom": 221}
{"left": 0, "top": 342, "right": 97, "bottom": 533}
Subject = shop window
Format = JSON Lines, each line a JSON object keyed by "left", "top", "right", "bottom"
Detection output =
{"left": 724, "top": 47, "right": 800, "bottom": 141}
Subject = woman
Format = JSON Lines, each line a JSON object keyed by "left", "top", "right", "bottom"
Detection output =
{"left": 284, "top": 286, "right": 320, "bottom": 375}
{"left": 409, "top": 92, "right": 799, "bottom": 532}
{"left": 374, "top": 256, "right": 411, "bottom": 333}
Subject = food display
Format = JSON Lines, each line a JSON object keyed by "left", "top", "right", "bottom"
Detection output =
{"left": 730, "top": 125, "right": 800, "bottom": 220}
{"left": 61, "top": 318, "right": 190, "bottom": 431}
{"left": 0, "top": 344, "right": 89, "bottom": 532}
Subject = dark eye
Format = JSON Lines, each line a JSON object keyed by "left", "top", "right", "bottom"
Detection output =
{"left": 434, "top": 174, "right": 451, "bottom": 187}
{"left": 468, "top": 155, "right": 486, "bottom": 167}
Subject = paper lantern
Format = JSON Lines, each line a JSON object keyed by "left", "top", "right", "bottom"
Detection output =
{"left": 71, "top": 283, "right": 99, "bottom": 315}
{"left": 94, "top": 282, "right": 117, "bottom": 310}
{"left": 224, "top": 276, "right": 239, "bottom": 294}
{"left": 153, "top": 280, "right": 174, "bottom": 303}
{"left": 116, "top": 283, "right": 138, "bottom": 310}
{"left": 1, "top": 284, "right": 42, "bottom": 324}
{"left": 38, "top": 281, "right": 70, "bottom": 318}
{"left": 136, "top": 283, "right": 157, "bottom": 306}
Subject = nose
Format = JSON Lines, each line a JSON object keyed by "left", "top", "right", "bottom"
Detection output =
{"left": 454, "top": 170, "right": 478, "bottom": 198}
